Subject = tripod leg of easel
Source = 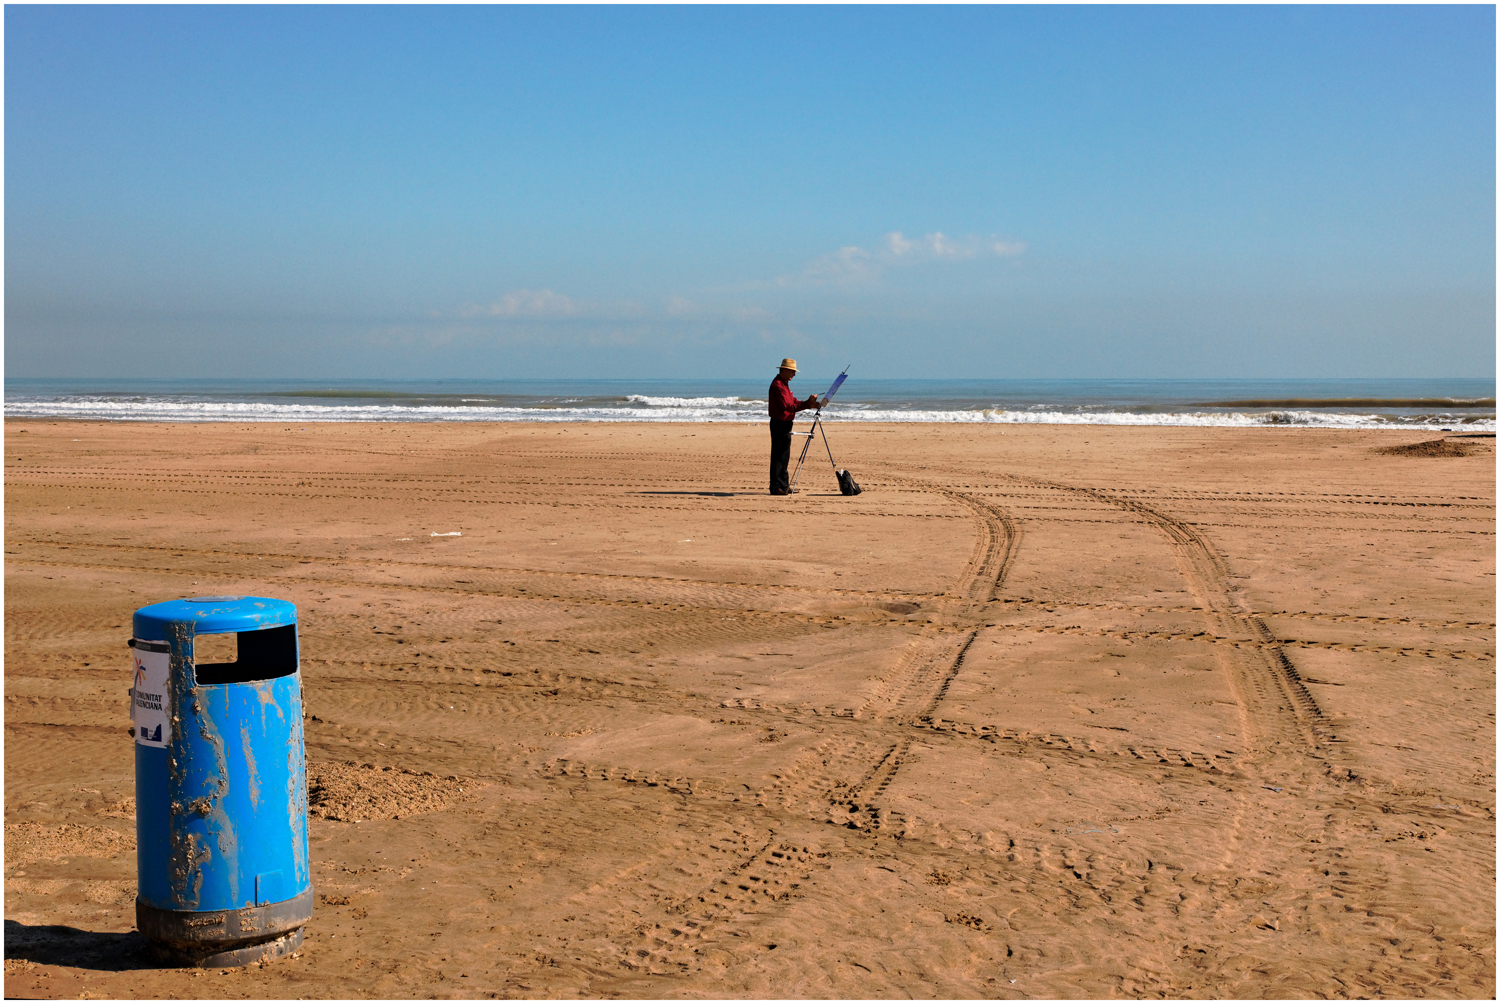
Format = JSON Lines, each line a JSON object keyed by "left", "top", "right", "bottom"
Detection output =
{"left": 820, "top": 421, "right": 838, "bottom": 471}
{"left": 789, "top": 416, "right": 818, "bottom": 493}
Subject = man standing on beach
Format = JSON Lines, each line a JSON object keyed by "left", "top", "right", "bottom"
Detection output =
{"left": 768, "top": 358, "right": 820, "bottom": 495}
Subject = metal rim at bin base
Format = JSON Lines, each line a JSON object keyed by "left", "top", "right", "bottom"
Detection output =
{"left": 137, "top": 887, "right": 314, "bottom": 968}
{"left": 148, "top": 925, "right": 304, "bottom": 968}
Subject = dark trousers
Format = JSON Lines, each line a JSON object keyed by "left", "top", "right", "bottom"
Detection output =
{"left": 769, "top": 420, "right": 794, "bottom": 493}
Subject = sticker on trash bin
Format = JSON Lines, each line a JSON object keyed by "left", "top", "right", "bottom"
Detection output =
{"left": 132, "top": 644, "right": 171, "bottom": 747}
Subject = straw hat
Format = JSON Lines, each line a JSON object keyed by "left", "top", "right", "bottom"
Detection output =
{"left": 778, "top": 358, "right": 798, "bottom": 372}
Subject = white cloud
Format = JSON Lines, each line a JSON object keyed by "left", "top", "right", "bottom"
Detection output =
{"left": 662, "top": 296, "right": 777, "bottom": 325}
{"left": 458, "top": 288, "right": 579, "bottom": 319}
{"left": 793, "top": 244, "right": 875, "bottom": 284}
{"left": 928, "top": 232, "right": 967, "bottom": 258}
{"left": 887, "top": 231, "right": 1027, "bottom": 260}
{"left": 729, "top": 304, "right": 775, "bottom": 323}
{"left": 886, "top": 232, "right": 916, "bottom": 256}
{"left": 442, "top": 232, "right": 1026, "bottom": 332}
{"left": 782, "top": 231, "right": 1026, "bottom": 286}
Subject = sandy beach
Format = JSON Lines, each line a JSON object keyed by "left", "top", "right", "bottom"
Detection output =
{"left": 4, "top": 419, "right": 1494, "bottom": 999}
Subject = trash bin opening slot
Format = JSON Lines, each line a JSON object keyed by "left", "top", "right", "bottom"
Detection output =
{"left": 193, "top": 625, "right": 298, "bottom": 686}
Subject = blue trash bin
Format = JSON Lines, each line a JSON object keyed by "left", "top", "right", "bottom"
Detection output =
{"left": 130, "top": 595, "right": 313, "bottom": 966}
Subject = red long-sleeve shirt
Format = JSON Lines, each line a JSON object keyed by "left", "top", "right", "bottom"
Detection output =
{"left": 768, "top": 376, "right": 813, "bottom": 422}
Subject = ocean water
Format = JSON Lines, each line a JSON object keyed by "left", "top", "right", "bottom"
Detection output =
{"left": 4, "top": 377, "right": 1494, "bottom": 430}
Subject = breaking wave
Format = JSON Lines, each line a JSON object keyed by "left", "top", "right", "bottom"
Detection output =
{"left": 6, "top": 394, "right": 1492, "bottom": 430}
{"left": 624, "top": 394, "right": 754, "bottom": 409}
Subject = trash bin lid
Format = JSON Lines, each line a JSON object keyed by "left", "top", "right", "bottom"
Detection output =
{"left": 133, "top": 596, "right": 297, "bottom": 642}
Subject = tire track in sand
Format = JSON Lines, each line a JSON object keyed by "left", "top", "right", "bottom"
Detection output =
{"left": 1000, "top": 475, "right": 1336, "bottom": 765}
{"left": 983, "top": 475, "right": 1385, "bottom": 926}
{"left": 610, "top": 486, "right": 1020, "bottom": 971}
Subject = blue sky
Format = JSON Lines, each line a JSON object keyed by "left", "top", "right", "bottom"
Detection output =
{"left": 6, "top": 5, "right": 1494, "bottom": 380}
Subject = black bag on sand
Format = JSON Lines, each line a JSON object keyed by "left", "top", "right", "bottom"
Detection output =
{"left": 837, "top": 469, "right": 862, "bottom": 496}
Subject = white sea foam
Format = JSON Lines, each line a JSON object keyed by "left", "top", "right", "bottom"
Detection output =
{"left": 5, "top": 396, "right": 1491, "bottom": 430}
{"left": 625, "top": 394, "right": 754, "bottom": 408}
{"left": 798, "top": 407, "right": 1494, "bottom": 429}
